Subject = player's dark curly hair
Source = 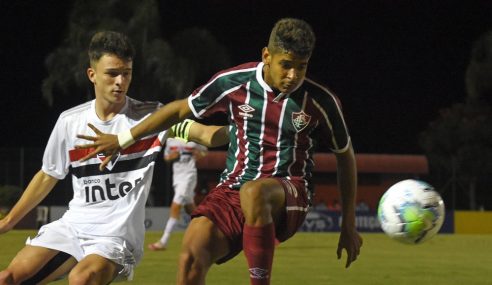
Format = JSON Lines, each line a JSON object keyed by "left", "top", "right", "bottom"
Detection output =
{"left": 268, "top": 18, "right": 316, "bottom": 58}
{"left": 88, "top": 31, "right": 135, "bottom": 64}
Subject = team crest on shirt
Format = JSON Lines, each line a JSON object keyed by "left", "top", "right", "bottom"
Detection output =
{"left": 292, "top": 111, "right": 311, "bottom": 132}
{"left": 97, "top": 152, "right": 121, "bottom": 171}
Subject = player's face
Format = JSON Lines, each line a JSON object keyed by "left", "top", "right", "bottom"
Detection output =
{"left": 87, "top": 54, "right": 133, "bottom": 106}
{"left": 262, "top": 47, "right": 309, "bottom": 94}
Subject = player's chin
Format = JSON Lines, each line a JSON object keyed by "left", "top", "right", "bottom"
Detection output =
{"left": 278, "top": 86, "right": 291, "bottom": 94}
{"left": 281, "top": 83, "right": 297, "bottom": 94}
{"left": 111, "top": 92, "right": 126, "bottom": 101}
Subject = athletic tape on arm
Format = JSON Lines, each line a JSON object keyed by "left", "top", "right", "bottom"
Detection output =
{"left": 118, "top": 129, "right": 135, "bottom": 149}
{"left": 171, "top": 119, "right": 195, "bottom": 142}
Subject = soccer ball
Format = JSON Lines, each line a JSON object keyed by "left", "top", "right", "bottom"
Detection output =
{"left": 377, "top": 179, "right": 445, "bottom": 244}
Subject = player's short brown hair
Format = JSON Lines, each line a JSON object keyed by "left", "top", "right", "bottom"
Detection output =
{"left": 268, "top": 18, "right": 316, "bottom": 58}
{"left": 88, "top": 31, "right": 135, "bottom": 64}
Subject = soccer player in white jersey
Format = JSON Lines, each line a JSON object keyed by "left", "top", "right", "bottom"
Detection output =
{"left": 0, "top": 31, "right": 226, "bottom": 285}
{"left": 148, "top": 137, "right": 207, "bottom": 251}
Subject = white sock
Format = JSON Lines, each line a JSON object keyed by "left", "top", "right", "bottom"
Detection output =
{"left": 160, "top": 217, "right": 178, "bottom": 246}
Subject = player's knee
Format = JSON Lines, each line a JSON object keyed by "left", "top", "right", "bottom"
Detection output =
{"left": 240, "top": 181, "right": 269, "bottom": 205}
{"left": 67, "top": 268, "right": 96, "bottom": 285}
{"left": 0, "top": 269, "right": 15, "bottom": 285}
{"left": 179, "top": 250, "right": 198, "bottom": 270}
{"left": 179, "top": 250, "right": 207, "bottom": 276}
{"left": 240, "top": 181, "right": 273, "bottom": 217}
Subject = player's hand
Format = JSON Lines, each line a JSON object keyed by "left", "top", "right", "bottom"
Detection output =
{"left": 337, "top": 226, "right": 363, "bottom": 268}
{"left": 164, "top": 151, "right": 180, "bottom": 162}
{"left": 76, "top": 123, "right": 120, "bottom": 171}
{"left": 0, "top": 215, "right": 14, "bottom": 235}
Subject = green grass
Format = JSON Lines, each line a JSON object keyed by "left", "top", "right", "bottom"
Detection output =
{"left": 1, "top": 230, "right": 491, "bottom": 284}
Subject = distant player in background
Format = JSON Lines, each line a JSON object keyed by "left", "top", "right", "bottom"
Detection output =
{"left": 149, "top": 136, "right": 207, "bottom": 251}
{"left": 76, "top": 18, "right": 362, "bottom": 285}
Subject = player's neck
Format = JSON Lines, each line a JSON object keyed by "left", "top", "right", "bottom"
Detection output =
{"left": 94, "top": 96, "right": 126, "bottom": 121}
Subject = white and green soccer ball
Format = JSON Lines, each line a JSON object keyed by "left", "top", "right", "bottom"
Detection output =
{"left": 377, "top": 179, "right": 445, "bottom": 244}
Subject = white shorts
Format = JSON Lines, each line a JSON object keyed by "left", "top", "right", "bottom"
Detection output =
{"left": 27, "top": 219, "right": 135, "bottom": 281}
{"left": 172, "top": 178, "right": 197, "bottom": 205}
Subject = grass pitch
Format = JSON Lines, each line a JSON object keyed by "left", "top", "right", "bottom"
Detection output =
{"left": 1, "top": 230, "right": 491, "bottom": 284}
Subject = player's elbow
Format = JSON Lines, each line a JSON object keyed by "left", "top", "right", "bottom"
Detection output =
{"left": 209, "top": 127, "right": 229, "bottom": 147}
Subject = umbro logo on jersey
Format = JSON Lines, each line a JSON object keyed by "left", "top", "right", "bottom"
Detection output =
{"left": 292, "top": 111, "right": 311, "bottom": 132}
{"left": 238, "top": 104, "right": 255, "bottom": 118}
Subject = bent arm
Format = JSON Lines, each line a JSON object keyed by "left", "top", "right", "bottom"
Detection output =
{"left": 76, "top": 98, "right": 193, "bottom": 168}
{"left": 0, "top": 170, "right": 58, "bottom": 234}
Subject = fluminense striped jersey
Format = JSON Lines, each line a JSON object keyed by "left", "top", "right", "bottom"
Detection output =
{"left": 188, "top": 62, "right": 350, "bottom": 191}
{"left": 42, "top": 97, "right": 166, "bottom": 263}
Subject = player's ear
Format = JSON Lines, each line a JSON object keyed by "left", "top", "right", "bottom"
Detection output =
{"left": 87, "top": 67, "right": 96, "bottom": 84}
{"left": 262, "top": 47, "right": 271, "bottom": 66}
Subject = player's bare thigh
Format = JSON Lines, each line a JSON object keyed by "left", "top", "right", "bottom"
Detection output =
{"left": 1, "top": 245, "right": 77, "bottom": 284}
{"left": 68, "top": 254, "right": 120, "bottom": 284}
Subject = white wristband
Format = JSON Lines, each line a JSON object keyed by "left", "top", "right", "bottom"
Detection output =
{"left": 117, "top": 129, "right": 135, "bottom": 149}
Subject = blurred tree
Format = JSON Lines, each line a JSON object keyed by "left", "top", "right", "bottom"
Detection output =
{"left": 42, "top": 0, "right": 230, "bottom": 109}
{"left": 420, "top": 30, "right": 492, "bottom": 210}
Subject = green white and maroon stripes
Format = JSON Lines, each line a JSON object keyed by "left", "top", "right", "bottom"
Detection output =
{"left": 189, "top": 62, "right": 350, "bottom": 191}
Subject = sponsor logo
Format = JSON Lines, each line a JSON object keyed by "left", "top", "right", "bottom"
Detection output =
{"left": 291, "top": 111, "right": 311, "bottom": 132}
{"left": 84, "top": 177, "right": 143, "bottom": 203}
{"left": 96, "top": 152, "right": 121, "bottom": 171}
{"left": 249, "top": 268, "right": 269, "bottom": 279}
{"left": 83, "top": 178, "right": 101, "bottom": 184}
{"left": 238, "top": 104, "right": 255, "bottom": 118}
{"left": 301, "top": 210, "right": 382, "bottom": 232}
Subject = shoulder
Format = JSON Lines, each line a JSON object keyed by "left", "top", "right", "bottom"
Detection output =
{"left": 58, "top": 100, "right": 93, "bottom": 123}
{"left": 210, "top": 62, "right": 259, "bottom": 84}
{"left": 191, "top": 63, "right": 259, "bottom": 98}
{"left": 218, "top": 62, "right": 259, "bottom": 75}
{"left": 126, "top": 97, "right": 162, "bottom": 117}
{"left": 303, "top": 78, "right": 343, "bottom": 109}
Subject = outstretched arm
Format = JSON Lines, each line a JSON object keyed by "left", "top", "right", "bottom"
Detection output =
{"left": 0, "top": 170, "right": 58, "bottom": 234}
{"left": 76, "top": 98, "right": 192, "bottom": 169}
{"left": 334, "top": 141, "right": 363, "bottom": 268}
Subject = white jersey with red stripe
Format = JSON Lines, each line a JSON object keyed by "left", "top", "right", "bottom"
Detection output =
{"left": 165, "top": 138, "right": 207, "bottom": 182}
{"left": 42, "top": 97, "right": 166, "bottom": 262}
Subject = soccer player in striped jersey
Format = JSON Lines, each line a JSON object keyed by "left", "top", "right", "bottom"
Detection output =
{"left": 77, "top": 18, "right": 363, "bottom": 285}
{"left": 0, "top": 31, "right": 223, "bottom": 285}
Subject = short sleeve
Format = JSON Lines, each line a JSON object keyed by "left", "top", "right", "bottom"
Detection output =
{"left": 41, "top": 116, "right": 70, "bottom": 180}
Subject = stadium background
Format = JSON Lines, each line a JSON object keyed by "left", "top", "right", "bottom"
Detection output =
{"left": 1, "top": 1, "right": 492, "bottom": 232}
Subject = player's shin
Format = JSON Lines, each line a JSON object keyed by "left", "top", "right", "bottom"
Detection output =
{"left": 243, "top": 223, "right": 275, "bottom": 285}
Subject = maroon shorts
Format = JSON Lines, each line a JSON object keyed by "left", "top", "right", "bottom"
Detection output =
{"left": 191, "top": 178, "right": 309, "bottom": 264}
